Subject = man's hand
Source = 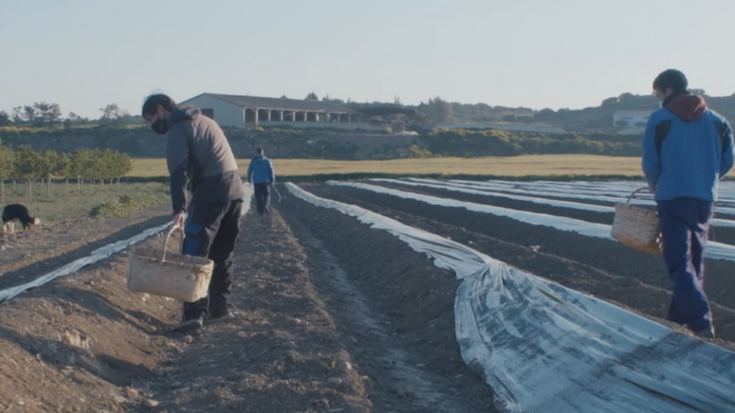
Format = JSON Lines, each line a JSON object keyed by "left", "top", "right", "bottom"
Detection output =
{"left": 173, "top": 212, "right": 186, "bottom": 231}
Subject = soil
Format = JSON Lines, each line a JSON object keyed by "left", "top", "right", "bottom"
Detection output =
{"left": 1, "top": 180, "right": 734, "bottom": 413}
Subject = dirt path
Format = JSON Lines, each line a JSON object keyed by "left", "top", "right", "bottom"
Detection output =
{"left": 0, "top": 187, "right": 496, "bottom": 412}
{"left": 1, "top": 180, "right": 733, "bottom": 412}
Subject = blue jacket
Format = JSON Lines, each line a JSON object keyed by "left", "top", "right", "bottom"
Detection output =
{"left": 246, "top": 155, "right": 275, "bottom": 184}
{"left": 641, "top": 93, "right": 734, "bottom": 202}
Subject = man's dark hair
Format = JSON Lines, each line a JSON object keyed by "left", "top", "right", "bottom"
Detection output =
{"left": 653, "top": 69, "right": 688, "bottom": 92}
{"left": 142, "top": 94, "right": 177, "bottom": 116}
{"left": 256, "top": 147, "right": 264, "bottom": 155}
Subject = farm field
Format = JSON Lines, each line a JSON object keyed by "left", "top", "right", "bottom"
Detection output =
{"left": 0, "top": 182, "right": 170, "bottom": 224}
{"left": 129, "top": 154, "right": 648, "bottom": 179}
{"left": 0, "top": 178, "right": 734, "bottom": 412}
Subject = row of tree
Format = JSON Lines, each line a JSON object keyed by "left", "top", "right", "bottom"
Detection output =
{"left": 0, "top": 145, "right": 132, "bottom": 187}
{"left": 0, "top": 102, "right": 143, "bottom": 128}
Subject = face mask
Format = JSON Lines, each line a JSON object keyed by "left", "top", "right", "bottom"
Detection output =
{"left": 151, "top": 118, "right": 169, "bottom": 134}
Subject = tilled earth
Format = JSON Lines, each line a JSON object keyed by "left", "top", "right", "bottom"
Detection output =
{"left": 1, "top": 181, "right": 734, "bottom": 413}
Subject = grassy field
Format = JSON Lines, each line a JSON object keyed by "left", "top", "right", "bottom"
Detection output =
{"left": 130, "top": 155, "right": 646, "bottom": 179}
{"left": 0, "top": 182, "right": 170, "bottom": 224}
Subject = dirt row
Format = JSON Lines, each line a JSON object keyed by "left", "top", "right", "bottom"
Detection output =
{"left": 0, "top": 183, "right": 496, "bottom": 413}
{"left": 297, "top": 182, "right": 735, "bottom": 348}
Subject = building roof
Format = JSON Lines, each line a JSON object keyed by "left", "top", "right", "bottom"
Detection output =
{"left": 183, "top": 93, "right": 360, "bottom": 114}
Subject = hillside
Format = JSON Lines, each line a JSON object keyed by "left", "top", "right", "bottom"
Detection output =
{"left": 0, "top": 126, "right": 642, "bottom": 161}
{"left": 442, "top": 92, "right": 735, "bottom": 132}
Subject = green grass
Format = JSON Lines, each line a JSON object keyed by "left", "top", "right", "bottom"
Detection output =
{"left": 0, "top": 181, "right": 170, "bottom": 223}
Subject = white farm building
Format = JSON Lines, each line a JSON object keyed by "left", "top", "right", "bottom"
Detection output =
{"left": 613, "top": 110, "right": 652, "bottom": 128}
{"left": 179, "top": 93, "right": 363, "bottom": 129}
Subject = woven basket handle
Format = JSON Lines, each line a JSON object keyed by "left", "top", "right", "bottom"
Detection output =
{"left": 161, "top": 226, "right": 184, "bottom": 262}
{"left": 625, "top": 186, "right": 651, "bottom": 205}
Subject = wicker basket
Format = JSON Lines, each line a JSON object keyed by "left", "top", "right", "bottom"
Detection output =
{"left": 611, "top": 187, "right": 662, "bottom": 254}
{"left": 126, "top": 228, "right": 214, "bottom": 302}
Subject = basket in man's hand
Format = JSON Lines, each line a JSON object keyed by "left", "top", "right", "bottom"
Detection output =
{"left": 126, "top": 228, "right": 213, "bottom": 302}
{"left": 611, "top": 187, "right": 663, "bottom": 255}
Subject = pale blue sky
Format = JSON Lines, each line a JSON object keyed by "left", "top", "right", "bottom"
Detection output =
{"left": 3, "top": 0, "right": 734, "bottom": 120}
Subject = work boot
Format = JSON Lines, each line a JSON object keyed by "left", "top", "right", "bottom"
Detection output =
{"left": 173, "top": 316, "right": 204, "bottom": 333}
{"left": 207, "top": 298, "right": 231, "bottom": 323}
{"left": 206, "top": 310, "right": 234, "bottom": 324}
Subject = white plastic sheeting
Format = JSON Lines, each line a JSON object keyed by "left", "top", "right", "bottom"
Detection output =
{"left": 0, "top": 182, "right": 254, "bottom": 304}
{"left": 286, "top": 182, "right": 735, "bottom": 413}
{"left": 371, "top": 178, "right": 614, "bottom": 213}
{"left": 0, "top": 222, "right": 172, "bottom": 303}
{"left": 444, "top": 179, "right": 735, "bottom": 216}
{"left": 328, "top": 180, "right": 735, "bottom": 263}
{"left": 483, "top": 179, "right": 735, "bottom": 205}
{"left": 391, "top": 178, "right": 735, "bottom": 227}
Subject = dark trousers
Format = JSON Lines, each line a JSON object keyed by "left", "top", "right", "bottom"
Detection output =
{"left": 657, "top": 198, "right": 713, "bottom": 333}
{"left": 181, "top": 200, "right": 243, "bottom": 320}
{"left": 254, "top": 182, "right": 271, "bottom": 215}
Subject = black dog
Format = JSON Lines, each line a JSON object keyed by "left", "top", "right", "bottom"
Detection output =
{"left": 2, "top": 204, "right": 41, "bottom": 234}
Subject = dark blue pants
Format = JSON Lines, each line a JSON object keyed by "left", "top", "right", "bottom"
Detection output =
{"left": 181, "top": 200, "right": 243, "bottom": 320}
{"left": 657, "top": 198, "right": 713, "bottom": 333}
{"left": 254, "top": 182, "right": 271, "bottom": 215}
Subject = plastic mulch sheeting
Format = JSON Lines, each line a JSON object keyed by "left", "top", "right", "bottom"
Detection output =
{"left": 287, "top": 182, "right": 735, "bottom": 413}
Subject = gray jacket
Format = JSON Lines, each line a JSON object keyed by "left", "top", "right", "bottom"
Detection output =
{"left": 166, "top": 105, "right": 245, "bottom": 213}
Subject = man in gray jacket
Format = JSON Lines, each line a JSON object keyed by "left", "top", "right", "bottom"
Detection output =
{"left": 142, "top": 94, "right": 246, "bottom": 333}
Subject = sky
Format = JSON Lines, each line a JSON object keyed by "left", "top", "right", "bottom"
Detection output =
{"left": 2, "top": 0, "right": 735, "bottom": 120}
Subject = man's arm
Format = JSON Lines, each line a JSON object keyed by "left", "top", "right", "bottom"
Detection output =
{"left": 166, "top": 127, "right": 190, "bottom": 214}
{"left": 246, "top": 161, "right": 254, "bottom": 183}
{"left": 268, "top": 160, "right": 275, "bottom": 183}
{"left": 641, "top": 117, "right": 661, "bottom": 191}
{"left": 719, "top": 119, "right": 735, "bottom": 178}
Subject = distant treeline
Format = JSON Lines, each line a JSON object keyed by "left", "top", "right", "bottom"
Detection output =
{"left": 412, "top": 129, "right": 640, "bottom": 158}
{"left": 0, "top": 140, "right": 132, "bottom": 198}
{"left": 322, "top": 91, "right": 735, "bottom": 132}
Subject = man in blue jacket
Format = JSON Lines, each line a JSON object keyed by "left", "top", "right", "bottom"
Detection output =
{"left": 642, "top": 69, "right": 734, "bottom": 338}
{"left": 246, "top": 147, "right": 276, "bottom": 215}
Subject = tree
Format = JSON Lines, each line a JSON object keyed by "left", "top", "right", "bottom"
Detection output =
{"left": 64, "top": 112, "right": 87, "bottom": 128}
{"left": 430, "top": 97, "right": 452, "bottom": 123}
{"left": 37, "top": 150, "right": 59, "bottom": 195}
{"left": 0, "top": 111, "right": 11, "bottom": 126}
{"left": 23, "top": 106, "right": 38, "bottom": 126}
{"left": 67, "top": 112, "right": 83, "bottom": 122}
{"left": 51, "top": 151, "right": 72, "bottom": 191}
{"left": 305, "top": 92, "right": 319, "bottom": 101}
{"left": 0, "top": 146, "right": 14, "bottom": 203}
{"left": 13, "top": 146, "right": 44, "bottom": 199}
{"left": 12, "top": 106, "right": 28, "bottom": 124}
{"left": 33, "top": 102, "right": 62, "bottom": 126}
{"left": 99, "top": 103, "right": 121, "bottom": 126}
{"left": 321, "top": 95, "right": 346, "bottom": 105}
